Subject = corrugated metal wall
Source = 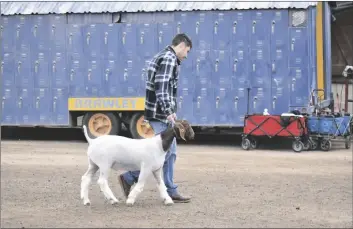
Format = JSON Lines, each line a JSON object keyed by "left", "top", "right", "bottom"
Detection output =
{"left": 0, "top": 7, "right": 320, "bottom": 127}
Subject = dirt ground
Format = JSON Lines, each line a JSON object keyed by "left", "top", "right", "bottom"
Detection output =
{"left": 1, "top": 128, "right": 352, "bottom": 228}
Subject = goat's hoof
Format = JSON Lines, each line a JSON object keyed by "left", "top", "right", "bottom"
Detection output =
{"left": 126, "top": 199, "right": 135, "bottom": 206}
{"left": 83, "top": 201, "right": 91, "bottom": 206}
{"left": 110, "top": 199, "right": 119, "bottom": 205}
{"left": 164, "top": 198, "right": 174, "bottom": 206}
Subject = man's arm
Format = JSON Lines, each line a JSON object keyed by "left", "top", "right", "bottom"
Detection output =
{"left": 154, "top": 55, "right": 177, "bottom": 117}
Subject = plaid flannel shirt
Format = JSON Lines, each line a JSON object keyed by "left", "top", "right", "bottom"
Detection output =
{"left": 144, "top": 46, "right": 181, "bottom": 123}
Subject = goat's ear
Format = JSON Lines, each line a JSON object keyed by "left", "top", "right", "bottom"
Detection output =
{"left": 175, "top": 123, "right": 186, "bottom": 141}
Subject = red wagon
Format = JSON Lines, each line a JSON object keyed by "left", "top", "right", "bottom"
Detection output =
{"left": 241, "top": 114, "right": 309, "bottom": 152}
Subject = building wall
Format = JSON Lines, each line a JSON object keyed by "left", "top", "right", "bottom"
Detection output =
{"left": 332, "top": 82, "right": 353, "bottom": 113}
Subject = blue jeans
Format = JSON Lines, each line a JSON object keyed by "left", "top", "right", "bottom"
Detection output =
{"left": 121, "top": 120, "right": 178, "bottom": 196}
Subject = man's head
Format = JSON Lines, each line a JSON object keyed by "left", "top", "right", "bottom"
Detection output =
{"left": 171, "top": 33, "right": 192, "bottom": 62}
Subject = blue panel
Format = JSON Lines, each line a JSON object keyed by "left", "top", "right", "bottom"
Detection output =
{"left": 177, "top": 87, "right": 194, "bottom": 123}
{"left": 31, "top": 15, "right": 50, "bottom": 52}
{"left": 49, "top": 15, "right": 67, "bottom": 52}
{"left": 49, "top": 15, "right": 68, "bottom": 25}
{"left": 17, "top": 87, "right": 34, "bottom": 125}
{"left": 270, "top": 10, "right": 290, "bottom": 114}
{"left": 102, "top": 24, "right": 119, "bottom": 60}
{"left": 249, "top": 87, "right": 271, "bottom": 114}
{"left": 86, "top": 59, "right": 103, "bottom": 87}
{"left": 194, "top": 11, "right": 213, "bottom": 51}
{"left": 15, "top": 15, "right": 31, "bottom": 54}
{"left": 33, "top": 52, "right": 50, "bottom": 88}
{"left": 137, "top": 59, "right": 150, "bottom": 96}
{"left": 214, "top": 88, "right": 231, "bottom": 125}
{"left": 117, "top": 58, "right": 140, "bottom": 96}
{"left": 231, "top": 87, "right": 249, "bottom": 125}
{"left": 51, "top": 52, "right": 68, "bottom": 87}
{"left": 137, "top": 23, "right": 158, "bottom": 59}
{"left": 158, "top": 22, "right": 176, "bottom": 50}
{"left": 211, "top": 50, "right": 231, "bottom": 89}
{"left": 194, "top": 50, "right": 212, "bottom": 88}
{"left": 1, "top": 88, "right": 17, "bottom": 125}
{"left": 213, "top": 11, "right": 232, "bottom": 51}
{"left": 67, "top": 13, "right": 112, "bottom": 25}
{"left": 323, "top": 2, "right": 332, "bottom": 99}
{"left": 52, "top": 88, "right": 69, "bottom": 125}
{"left": 103, "top": 59, "right": 120, "bottom": 96}
{"left": 15, "top": 52, "right": 33, "bottom": 87}
{"left": 1, "top": 16, "right": 16, "bottom": 53}
{"left": 66, "top": 24, "right": 84, "bottom": 56}
{"left": 179, "top": 53, "right": 194, "bottom": 88}
{"left": 289, "top": 28, "right": 308, "bottom": 68}
{"left": 1, "top": 52, "right": 15, "bottom": 87}
{"left": 120, "top": 23, "right": 137, "bottom": 59}
{"left": 174, "top": 12, "right": 197, "bottom": 47}
{"left": 67, "top": 51, "right": 87, "bottom": 97}
{"left": 83, "top": 24, "right": 103, "bottom": 59}
{"left": 34, "top": 88, "right": 51, "bottom": 125}
{"left": 231, "top": 11, "right": 250, "bottom": 89}
{"left": 193, "top": 86, "right": 214, "bottom": 125}
{"left": 250, "top": 11, "right": 271, "bottom": 88}
{"left": 290, "top": 67, "right": 309, "bottom": 107}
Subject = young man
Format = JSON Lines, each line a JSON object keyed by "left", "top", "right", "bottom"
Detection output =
{"left": 118, "top": 33, "right": 193, "bottom": 203}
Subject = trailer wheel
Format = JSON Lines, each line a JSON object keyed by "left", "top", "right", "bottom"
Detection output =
{"left": 129, "top": 113, "right": 155, "bottom": 139}
{"left": 241, "top": 138, "right": 251, "bottom": 150}
{"left": 83, "top": 112, "right": 121, "bottom": 139}
{"left": 320, "top": 139, "right": 332, "bottom": 151}
{"left": 292, "top": 140, "right": 303, "bottom": 153}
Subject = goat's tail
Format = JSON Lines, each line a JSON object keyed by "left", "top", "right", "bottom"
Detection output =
{"left": 82, "top": 125, "right": 92, "bottom": 145}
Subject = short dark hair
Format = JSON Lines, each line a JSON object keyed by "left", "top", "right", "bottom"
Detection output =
{"left": 171, "top": 33, "right": 192, "bottom": 49}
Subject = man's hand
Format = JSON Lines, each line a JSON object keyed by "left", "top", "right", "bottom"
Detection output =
{"left": 167, "top": 113, "right": 177, "bottom": 124}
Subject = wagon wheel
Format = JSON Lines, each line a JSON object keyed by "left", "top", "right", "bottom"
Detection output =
{"left": 345, "top": 136, "right": 351, "bottom": 149}
{"left": 310, "top": 139, "right": 318, "bottom": 150}
{"left": 292, "top": 140, "right": 304, "bottom": 153}
{"left": 320, "top": 139, "right": 332, "bottom": 151}
{"left": 302, "top": 140, "right": 311, "bottom": 151}
{"left": 241, "top": 138, "right": 251, "bottom": 150}
{"left": 249, "top": 137, "right": 258, "bottom": 149}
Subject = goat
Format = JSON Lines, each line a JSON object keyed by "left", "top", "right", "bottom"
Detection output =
{"left": 80, "top": 119, "right": 195, "bottom": 206}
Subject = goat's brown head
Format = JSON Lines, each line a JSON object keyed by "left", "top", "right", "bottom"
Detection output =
{"left": 173, "top": 119, "right": 195, "bottom": 141}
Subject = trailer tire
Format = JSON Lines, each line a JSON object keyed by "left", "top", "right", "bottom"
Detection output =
{"left": 129, "top": 113, "right": 155, "bottom": 139}
{"left": 82, "top": 112, "right": 121, "bottom": 139}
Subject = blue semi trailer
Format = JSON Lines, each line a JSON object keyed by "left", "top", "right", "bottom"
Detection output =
{"left": 0, "top": 2, "right": 333, "bottom": 139}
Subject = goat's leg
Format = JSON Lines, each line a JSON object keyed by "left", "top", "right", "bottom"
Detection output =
{"left": 153, "top": 167, "right": 173, "bottom": 206}
{"left": 126, "top": 166, "right": 150, "bottom": 206}
{"left": 97, "top": 167, "right": 119, "bottom": 205}
{"left": 80, "top": 158, "right": 99, "bottom": 206}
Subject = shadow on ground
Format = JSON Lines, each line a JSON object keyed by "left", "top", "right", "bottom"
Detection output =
{"left": 0, "top": 126, "right": 315, "bottom": 151}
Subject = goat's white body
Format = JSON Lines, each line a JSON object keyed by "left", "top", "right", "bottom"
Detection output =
{"left": 87, "top": 135, "right": 165, "bottom": 172}
{"left": 80, "top": 125, "right": 173, "bottom": 206}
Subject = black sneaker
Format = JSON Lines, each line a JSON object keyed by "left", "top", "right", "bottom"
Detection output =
{"left": 118, "top": 174, "right": 132, "bottom": 198}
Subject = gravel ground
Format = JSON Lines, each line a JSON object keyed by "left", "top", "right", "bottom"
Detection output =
{"left": 1, "top": 127, "right": 352, "bottom": 228}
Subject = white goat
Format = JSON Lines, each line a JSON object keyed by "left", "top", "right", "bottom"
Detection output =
{"left": 80, "top": 120, "right": 195, "bottom": 206}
